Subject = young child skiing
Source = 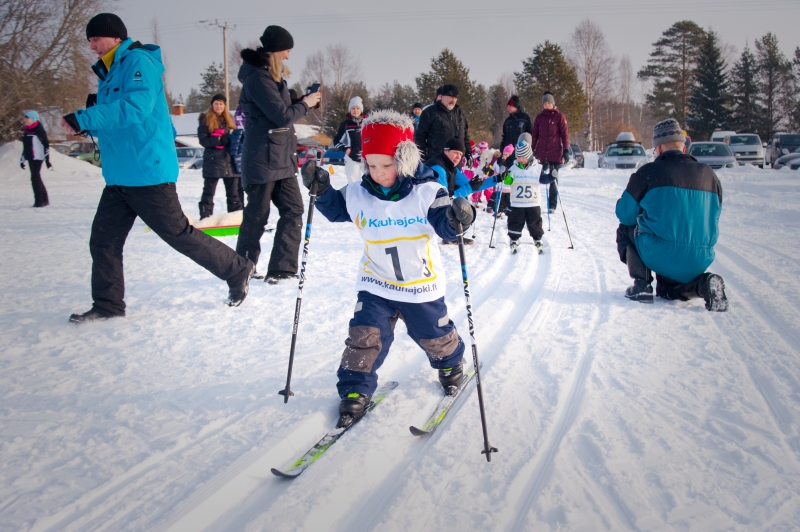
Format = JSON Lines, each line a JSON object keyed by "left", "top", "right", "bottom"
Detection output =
{"left": 504, "top": 139, "right": 545, "bottom": 254}
{"left": 304, "top": 110, "right": 476, "bottom": 429}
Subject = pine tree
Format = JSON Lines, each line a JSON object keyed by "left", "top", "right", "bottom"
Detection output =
{"left": 638, "top": 21, "right": 705, "bottom": 126}
{"left": 729, "top": 44, "right": 762, "bottom": 133}
{"left": 487, "top": 83, "right": 511, "bottom": 146}
{"left": 184, "top": 63, "right": 227, "bottom": 113}
{"left": 783, "top": 47, "right": 800, "bottom": 132}
{"left": 515, "top": 41, "right": 587, "bottom": 131}
{"left": 687, "top": 31, "right": 730, "bottom": 140}
{"left": 372, "top": 81, "right": 419, "bottom": 114}
{"left": 415, "top": 49, "right": 492, "bottom": 139}
{"left": 754, "top": 32, "right": 791, "bottom": 139}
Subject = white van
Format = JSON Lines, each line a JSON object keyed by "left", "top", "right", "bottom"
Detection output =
{"left": 711, "top": 130, "right": 736, "bottom": 143}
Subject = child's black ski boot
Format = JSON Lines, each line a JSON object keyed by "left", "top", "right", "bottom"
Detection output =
{"left": 438, "top": 361, "right": 464, "bottom": 396}
{"left": 625, "top": 281, "right": 653, "bottom": 303}
{"left": 703, "top": 273, "right": 728, "bottom": 312}
{"left": 337, "top": 392, "right": 371, "bottom": 429}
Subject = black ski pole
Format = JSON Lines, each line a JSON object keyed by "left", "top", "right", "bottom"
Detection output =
{"left": 545, "top": 186, "right": 551, "bottom": 231}
{"left": 488, "top": 184, "right": 501, "bottom": 248}
{"left": 455, "top": 219, "right": 498, "bottom": 462}
{"left": 554, "top": 180, "right": 574, "bottom": 249}
{"left": 279, "top": 178, "right": 318, "bottom": 403}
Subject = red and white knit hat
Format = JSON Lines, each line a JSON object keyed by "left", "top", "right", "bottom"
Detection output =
{"left": 360, "top": 110, "right": 421, "bottom": 177}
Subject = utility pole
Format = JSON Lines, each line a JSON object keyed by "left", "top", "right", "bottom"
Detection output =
{"left": 199, "top": 19, "right": 236, "bottom": 107}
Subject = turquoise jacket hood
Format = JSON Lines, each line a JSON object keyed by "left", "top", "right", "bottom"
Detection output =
{"left": 75, "top": 38, "right": 178, "bottom": 187}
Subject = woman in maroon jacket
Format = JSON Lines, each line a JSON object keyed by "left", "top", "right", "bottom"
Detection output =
{"left": 531, "top": 91, "right": 569, "bottom": 213}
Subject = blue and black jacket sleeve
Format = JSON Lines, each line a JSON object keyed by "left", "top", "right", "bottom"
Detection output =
{"left": 314, "top": 185, "right": 353, "bottom": 223}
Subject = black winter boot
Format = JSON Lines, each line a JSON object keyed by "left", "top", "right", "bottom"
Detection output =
{"left": 337, "top": 393, "right": 372, "bottom": 428}
{"left": 625, "top": 282, "right": 653, "bottom": 303}
{"left": 703, "top": 273, "right": 728, "bottom": 312}
{"left": 266, "top": 271, "right": 299, "bottom": 284}
{"left": 199, "top": 204, "right": 213, "bottom": 220}
{"left": 69, "top": 308, "right": 124, "bottom": 324}
{"left": 438, "top": 361, "right": 464, "bottom": 396}
{"left": 227, "top": 261, "right": 255, "bottom": 307}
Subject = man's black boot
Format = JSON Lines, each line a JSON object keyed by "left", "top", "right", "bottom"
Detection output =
{"left": 625, "top": 281, "right": 653, "bottom": 303}
{"left": 69, "top": 308, "right": 124, "bottom": 324}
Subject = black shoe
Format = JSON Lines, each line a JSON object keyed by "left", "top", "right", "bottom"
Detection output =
{"left": 251, "top": 269, "right": 264, "bottom": 280}
{"left": 510, "top": 241, "right": 519, "bottom": 254}
{"left": 265, "top": 271, "right": 299, "bottom": 284}
{"left": 534, "top": 240, "right": 544, "bottom": 254}
{"left": 337, "top": 392, "right": 372, "bottom": 429}
{"left": 703, "top": 273, "right": 728, "bottom": 312}
{"left": 549, "top": 207, "right": 556, "bottom": 214}
{"left": 625, "top": 282, "right": 653, "bottom": 303}
{"left": 462, "top": 237, "right": 475, "bottom": 246}
{"left": 441, "top": 239, "right": 457, "bottom": 246}
{"left": 227, "top": 262, "right": 255, "bottom": 307}
{"left": 68, "top": 308, "right": 123, "bottom": 324}
{"left": 438, "top": 361, "right": 464, "bottom": 396}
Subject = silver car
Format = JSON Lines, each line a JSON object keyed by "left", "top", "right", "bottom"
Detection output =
{"left": 600, "top": 142, "right": 649, "bottom": 170}
{"left": 772, "top": 147, "right": 800, "bottom": 170}
{"left": 688, "top": 142, "right": 737, "bottom": 169}
{"left": 725, "top": 134, "right": 764, "bottom": 168}
{"left": 177, "top": 147, "right": 204, "bottom": 169}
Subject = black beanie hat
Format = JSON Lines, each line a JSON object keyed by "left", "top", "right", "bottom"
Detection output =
{"left": 211, "top": 94, "right": 227, "bottom": 105}
{"left": 444, "top": 137, "right": 466, "bottom": 153}
{"left": 412, "top": 102, "right": 423, "bottom": 110}
{"left": 86, "top": 13, "right": 128, "bottom": 41}
{"left": 441, "top": 84, "right": 459, "bottom": 97}
{"left": 260, "top": 25, "right": 294, "bottom": 52}
{"left": 508, "top": 95, "right": 520, "bottom": 109}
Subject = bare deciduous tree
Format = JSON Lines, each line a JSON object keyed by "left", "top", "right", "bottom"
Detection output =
{"left": 619, "top": 55, "right": 634, "bottom": 125}
{"left": 0, "top": 0, "right": 109, "bottom": 142}
{"left": 568, "top": 19, "right": 616, "bottom": 150}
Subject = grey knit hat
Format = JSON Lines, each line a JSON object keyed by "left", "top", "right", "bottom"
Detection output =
{"left": 653, "top": 118, "right": 685, "bottom": 147}
{"left": 515, "top": 140, "right": 533, "bottom": 160}
{"left": 542, "top": 91, "right": 555, "bottom": 105}
{"left": 518, "top": 132, "right": 532, "bottom": 145}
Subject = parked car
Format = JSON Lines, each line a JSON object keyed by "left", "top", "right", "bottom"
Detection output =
{"left": 570, "top": 144, "right": 584, "bottom": 168}
{"left": 710, "top": 130, "right": 736, "bottom": 143}
{"left": 688, "top": 142, "right": 736, "bottom": 169}
{"left": 771, "top": 147, "right": 800, "bottom": 170}
{"left": 51, "top": 143, "right": 73, "bottom": 155}
{"left": 297, "top": 146, "right": 324, "bottom": 168}
{"left": 66, "top": 142, "right": 101, "bottom": 167}
{"left": 176, "top": 147, "right": 204, "bottom": 169}
{"left": 321, "top": 149, "right": 346, "bottom": 166}
{"left": 765, "top": 133, "right": 800, "bottom": 167}
{"left": 724, "top": 133, "right": 764, "bottom": 168}
{"left": 600, "top": 133, "right": 649, "bottom": 170}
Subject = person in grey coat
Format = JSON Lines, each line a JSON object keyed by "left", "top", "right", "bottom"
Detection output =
{"left": 235, "top": 25, "right": 321, "bottom": 283}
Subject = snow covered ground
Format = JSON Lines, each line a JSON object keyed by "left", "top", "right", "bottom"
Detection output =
{"left": 1, "top": 143, "right": 800, "bottom": 531}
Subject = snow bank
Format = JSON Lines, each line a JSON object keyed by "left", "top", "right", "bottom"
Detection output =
{"left": 2, "top": 140, "right": 800, "bottom": 531}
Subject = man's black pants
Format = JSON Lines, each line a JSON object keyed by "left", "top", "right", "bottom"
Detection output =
{"left": 90, "top": 183, "right": 250, "bottom": 316}
{"left": 29, "top": 160, "right": 49, "bottom": 207}
{"left": 616, "top": 223, "right": 707, "bottom": 300}
{"left": 236, "top": 176, "right": 303, "bottom": 275}
{"left": 507, "top": 206, "right": 544, "bottom": 241}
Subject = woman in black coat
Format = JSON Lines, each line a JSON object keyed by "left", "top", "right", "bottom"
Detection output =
{"left": 197, "top": 94, "right": 241, "bottom": 219}
{"left": 20, "top": 110, "right": 51, "bottom": 207}
{"left": 234, "top": 25, "right": 321, "bottom": 283}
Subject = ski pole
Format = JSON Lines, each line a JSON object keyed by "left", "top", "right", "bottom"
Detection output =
{"left": 545, "top": 186, "right": 551, "bottom": 231}
{"left": 488, "top": 185, "right": 501, "bottom": 248}
{"left": 279, "top": 178, "right": 318, "bottom": 403}
{"left": 455, "top": 219, "right": 498, "bottom": 462}
{"left": 554, "top": 181, "right": 574, "bottom": 249}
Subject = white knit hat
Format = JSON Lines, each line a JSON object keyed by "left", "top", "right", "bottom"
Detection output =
{"left": 349, "top": 96, "right": 363, "bottom": 112}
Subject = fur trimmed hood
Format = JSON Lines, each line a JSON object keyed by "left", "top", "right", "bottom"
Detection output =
{"left": 240, "top": 48, "right": 269, "bottom": 68}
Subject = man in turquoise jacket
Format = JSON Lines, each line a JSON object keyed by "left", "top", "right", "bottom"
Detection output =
{"left": 62, "top": 13, "right": 254, "bottom": 323}
{"left": 615, "top": 118, "right": 728, "bottom": 311}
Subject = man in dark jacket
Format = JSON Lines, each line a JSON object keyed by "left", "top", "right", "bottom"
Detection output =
{"left": 532, "top": 91, "right": 569, "bottom": 213}
{"left": 500, "top": 95, "right": 532, "bottom": 154}
{"left": 61, "top": 13, "right": 255, "bottom": 322}
{"left": 414, "top": 84, "right": 470, "bottom": 162}
{"left": 615, "top": 118, "right": 728, "bottom": 311}
{"left": 235, "top": 25, "right": 321, "bottom": 283}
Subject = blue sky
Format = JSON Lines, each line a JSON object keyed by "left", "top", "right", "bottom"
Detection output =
{"left": 117, "top": 0, "right": 800, "bottom": 102}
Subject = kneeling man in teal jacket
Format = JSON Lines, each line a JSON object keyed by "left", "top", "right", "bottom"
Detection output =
{"left": 62, "top": 13, "right": 254, "bottom": 323}
{"left": 615, "top": 119, "right": 728, "bottom": 311}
